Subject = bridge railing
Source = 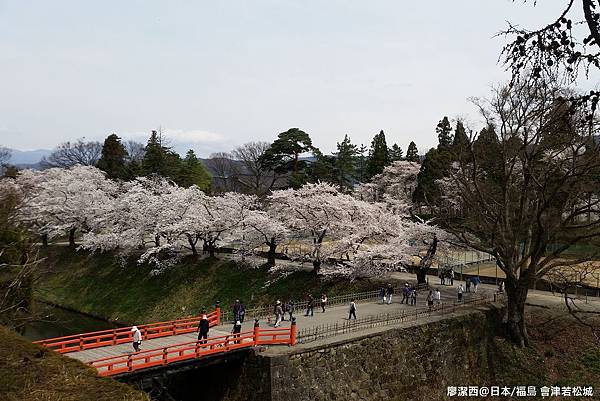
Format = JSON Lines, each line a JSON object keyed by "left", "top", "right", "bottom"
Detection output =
{"left": 221, "top": 286, "right": 417, "bottom": 323}
{"left": 296, "top": 293, "right": 503, "bottom": 344}
{"left": 33, "top": 307, "right": 221, "bottom": 354}
{"left": 89, "top": 322, "right": 296, "bottom": 377}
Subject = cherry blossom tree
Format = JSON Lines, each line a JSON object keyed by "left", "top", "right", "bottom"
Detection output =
{"left": 15, "top": 166, "right": 117, "bottom": 247}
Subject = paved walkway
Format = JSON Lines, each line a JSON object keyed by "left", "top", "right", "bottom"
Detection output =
{"left": 67, "top": 284, "right": 480, "bottom": 364}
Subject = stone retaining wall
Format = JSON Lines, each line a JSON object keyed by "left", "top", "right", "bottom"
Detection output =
{"left": 223, "top": 305, "right": 504, "bottom": 401}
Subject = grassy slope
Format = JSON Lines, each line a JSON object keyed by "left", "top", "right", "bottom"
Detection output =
{"left": 37, "top": 248, "right": 380, "bottom": 324}
{"left": 0, "top": 325, "right": 147, "bottom": 401}
{"left": 484, "top": 305, "right": 600, "bottom": 394}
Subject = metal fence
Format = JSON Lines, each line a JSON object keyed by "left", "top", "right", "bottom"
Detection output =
{"left": 296, "top": 293, "right": 503, "bottom": 344}
{"left": 220, "top": 284, "right": 429, "bottom": 323}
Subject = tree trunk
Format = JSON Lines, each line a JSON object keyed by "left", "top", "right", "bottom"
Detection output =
{"left": 505, "top": 276, "right": 530, "bottom": 347}
{"left": 416, "top": 234, "right": 437, "bottom": 284}
{"left": 207, "top": 241, "right": 216, "bottom": 258}
{"left": 267, "top": 238, "right": 277, "bottom": 267}
{"left": 187, "top": 235, "right": 198, "bottom": 257}
{"left": 68, "top": 228, "right": 76, "bottom": 247}
{"left": 154, "top": 234, "right": 160, "bottom": 247}
{"left": 312, "top": 260, "right": 321, "bottom": 275}
{"left": 41, "top": 234, "right": 48, "bottom": 247}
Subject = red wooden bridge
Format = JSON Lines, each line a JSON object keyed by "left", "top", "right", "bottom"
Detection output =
{"left": 33, "top": 307, "right": 296, "bottom": 377}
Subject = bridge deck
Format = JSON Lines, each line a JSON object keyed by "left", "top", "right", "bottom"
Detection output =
{"left": 65, "top": 284, "right": 479, "bottom": 366}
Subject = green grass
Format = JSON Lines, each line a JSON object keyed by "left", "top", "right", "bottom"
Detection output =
{"left": 0, "top": 325, "right": 147, "bottom": 401}
{"left": 36, "top": 248, "right": 379, "bottom": 324}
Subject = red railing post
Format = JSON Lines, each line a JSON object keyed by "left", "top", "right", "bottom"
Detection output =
{"left": 127, "top": 355, "right": 132, "bottom": 372}
{"left": 163, "top": 348, "right": 168, "bottom": 364}
{"left": 215, "top": 301, "right": 221, "bottom": 326}
{"left": 290, "top": 318, "right": 297, "bottom": 346}
{"left": 79, "top": 335, "right": 84, "bottom": 351}
{"left": 253, "top": 319, "right": 260, "bottom": 346}
{"left": 112, "top": 330, "right": 117, "bottom": 345}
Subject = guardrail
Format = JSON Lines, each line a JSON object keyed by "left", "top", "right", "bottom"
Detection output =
{"left": 296, "top": 293, "right": 502, "bottom": 344}
{"left": 89, "top": 321, "right": 296, "bottom": 377}
{"left": 33, "top": 307, "right": 221, "bottom": 354}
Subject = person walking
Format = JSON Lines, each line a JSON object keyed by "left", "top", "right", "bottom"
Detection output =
{"left": 439, "top": 270, "right": 445, "bottom": 286}
{"left": 410, "top": 287, "right": 418, "bottom": 306}
{"left": 498, "top": 281, "right": 504, "bottom": 294}
{"left": 386, "top": 284, "right": 394, "bottom": 304}
{"left": 426, "top": 291, "right": 434, "bottom": 311}
{"left": 131, "top": 326, "right": 142, "bottom": 352}
{"left": 198, "top": 314, "right": 210, "bottom": 344}
{"left": 239, "top": 302, "right": 246, "bottom": 323}
{"left": 449, "top": 270, "right": 455, "bottom": 286}
{"left": 348, "top": 299, "right": 357, "bottom": 320}
{"left": 231, "top": 320, "right": 242, "bottom": 344}
{"left": 457, "top": 284, "right": 464, "bottom": 302}
{"left": 472, "top": 276, "right": 481, "bottom": 293}
{"left": 320, "top": 293, "right": 328, "bottom": 313}
{"left": 434, "top": 288, "right": 441, "bottom": 306}
{"left": 305, "top": 294, "right": 314, "bottom": 317}
{"left": 286, "top": 300, "right": 294, "bottom": 321}
{"left": 401, "top": 283, "right": 410, "bottom": 304}
{"left": 274, "top": 300, "right": 284, "bottom": 327}
{"left": 233, "top": 300, "right": 242, "bottom": 322}
{"left": 379, "top": 287, "right": 386, "bottom": 304}
{"left": 466, "top": 278, "right": 471, "bottom": 293}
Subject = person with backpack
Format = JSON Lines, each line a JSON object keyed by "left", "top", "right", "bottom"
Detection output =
{"left": 457, "top": 284, "right": 464, "bottom": 302}
{"left": 131, "top": 326, "right": 142, "bottom": 352}
{"left": 198, "top": 313, "right": 210, "bottom": 344}
{"left": 348, "top": 299, "right": 357, "bottom": 320}
{"left": 472, "top": 276, "right": 481, "bottom": 293}
{"left": 386, "top": 284, "right": 394, "bottom": 304}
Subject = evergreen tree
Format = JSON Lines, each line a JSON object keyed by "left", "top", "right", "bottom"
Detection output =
{"left": 405, "top": 141, "right": 419, "bottom": 163}
{"left": 355, "top": 143, "right": 368, "bottom": 183}
{"left": 97, "top": 134, "right": 128, "bottom": 179}
{"left": 436, "top": 116, "right": 453, "bottom": 150}
{"left": 142, "top": 130, "right": 182, "bottom": 179}
{"left": 389, "top": 143, "right": 403, "bottom": 162}
{"left": 334, "top": 134, "right": 358, "bottom": 190}
{"left": 177, "top": 150, "right": 212, "bottom": 191}
{"left": 451, "top": 120, "right": 470, "bottom": 158}
{"left": 365, "top": 130, "right": 390, "bottom": 179}
{"left": 413, "top": 147, "right": 452, "bottom": 204}
{"left": 308, "top": 149, "right": 337, "bottom": 184}
{"left": 259, "top": 128, "right": 314, "bottom": 188}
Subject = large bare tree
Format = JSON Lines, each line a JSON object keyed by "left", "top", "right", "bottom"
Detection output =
{"left": 42, "top": 138, "right": 102, "bottom": 168}
{"left": 436, "top": 78, "right": 600, "bottom": 346}
{"left": 231, "top": 141, "right": 278, "bottom": 195}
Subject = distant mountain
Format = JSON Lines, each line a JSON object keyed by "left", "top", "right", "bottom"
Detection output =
{"left": 9, "top": 148, "right": 52, "bottom": 165}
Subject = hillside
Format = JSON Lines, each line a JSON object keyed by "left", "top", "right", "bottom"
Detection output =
{"left": 36, "top": 248, "right": 381, "bottom": 325}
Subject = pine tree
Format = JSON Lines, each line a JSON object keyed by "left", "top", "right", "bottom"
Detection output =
{"left": 142, "top": 130, "right": 182, "bottom": 179}
{"left": 389, "top": 143, "right": 403, "bottom": 162}
{"left": 177, "top": 150, "right": 212, "bottom": 191}
{"left": 405, "top": 141, "right": 419, "bottom": 163}
{"left": 365, "top": 130, "right": 390, "bottom": 179}
{"left": 334, "top": 134, "right": 358, "bottom": 190}
{"left": 259, "top": 128, "right": 314, "bottom": 188}
{"left": 355, "top": 143, "right": 368, "bottom": 183}
{"left": 436, "top": 116, "right": 453, "bottom": 150}
{"left": 97, "top": 134, "right": 128, "bottom": 179}
{"left": 414, "top": 148, "right": 450, "bottom": 204}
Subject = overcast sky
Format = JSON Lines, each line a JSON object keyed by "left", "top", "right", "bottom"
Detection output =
{"left": 0, "top": 1, "right": 569, "bottom": 156}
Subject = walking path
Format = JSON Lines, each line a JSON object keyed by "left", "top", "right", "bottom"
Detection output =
{"left": 66, "top": 283, "right": 480, "bottom": 365}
